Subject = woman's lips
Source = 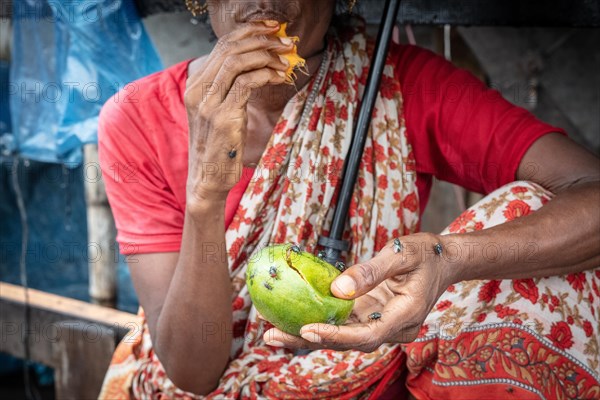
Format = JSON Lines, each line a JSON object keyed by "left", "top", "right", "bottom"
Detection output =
{"left": 240, "top": 10, "right": 289, "bottom": 23}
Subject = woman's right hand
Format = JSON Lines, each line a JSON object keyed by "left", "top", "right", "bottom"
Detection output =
{"left": 184, "top": 20, "right": 292, "bottom": 211}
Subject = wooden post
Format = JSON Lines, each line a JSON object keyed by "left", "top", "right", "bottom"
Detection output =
{"left": 0, "top": 282, "right": 142, "bottom": 398}
{"left": 84, "top": 144, "right": 118, "bottom": 307}
{"left": 54, "top": 321, "right": 117, "bottom": 399}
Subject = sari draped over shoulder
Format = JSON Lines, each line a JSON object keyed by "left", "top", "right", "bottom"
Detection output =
{"left": 100, "top": 18, "right": 419, "bottom": 399}
{"left": 99, "top": 17, "right": 600, "bottom": 400}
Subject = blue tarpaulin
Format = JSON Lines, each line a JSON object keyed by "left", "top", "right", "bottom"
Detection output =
{"left": 6, "top": 0, "right": 162, "bottom": 164}
{"left": 1, "top": 0, "right": 160, "bottom": 381}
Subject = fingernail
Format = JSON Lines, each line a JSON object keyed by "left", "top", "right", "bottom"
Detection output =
{"left": 278, "top": 55, "right": 290, "bottom": 65}
{"left": 301, "top": 331, "right": 322, "bottom": 343}
{"left": 334, "top": 275, "right": 356, "bottom": 297}
{"left": 279, "top": 36, "right": 293, "bottom": 45}
{"left": 263, "top": 20, "right": 279, "bottom": 27}
{"left": 276, "top": 70, "right": 287, "bottom": 78}
{"left": 266, "top": 340, "right": 285, "bottom": 347}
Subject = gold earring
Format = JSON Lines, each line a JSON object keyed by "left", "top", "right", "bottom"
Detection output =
{"left": 348, "top": 0, "right": 357, "bottom": 13}
{"left": 185, "top": 0, "right": 208, "bottom": 17}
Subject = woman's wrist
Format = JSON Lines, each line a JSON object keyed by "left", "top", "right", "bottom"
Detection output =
{"left": 437, "top": 233, "right": 480, "bottom": 284}
{"left": 440, "top": 230, "right": 518, "bottom": 283}
{"left": 402, "top": 232, "right": 461, "bottom": 293}
{"left": 186, "top": 188, "right": 227, "bottom": 219}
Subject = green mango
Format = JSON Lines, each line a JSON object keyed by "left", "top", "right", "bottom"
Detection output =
{"left": 247, "top": 244, "right": 354, "bottom": 336}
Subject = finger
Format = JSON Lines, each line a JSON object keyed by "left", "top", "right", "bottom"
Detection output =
{"left": 221, "top": 20, "right": 282, "bottom": 44}
{"left": 211, "top": 50, "right": 289, "bottom": 103}
{"left": 222, "top": 68, "right": 286, "bottom": 109}
{"left": 331, "top": 257, "right": 395, "bottom": 300}
{"left": 186, "top": 24, "right": 291, "bottom": 108}
{"left": 299, "top": 322, "right": 384, "bottom": 353}
{"left": 192, "top": 37, "right": 293, "bottom": 89}
{"left": 263, "top": 328, "right": 325, "bottom": 351}
{"left": 301, "top": 292, "right": 426, "bottom": 350}
{"left": 188, "top": 22, "right": 293, "bottom": 84}
{"left": 212, "top": 28, "right": 295, "bottom": 61}
{"left": 188, "top": 54, "right": 288, "bottom": 110}
{"left": 331, "top": 237, "right": 420, "bottom": 299}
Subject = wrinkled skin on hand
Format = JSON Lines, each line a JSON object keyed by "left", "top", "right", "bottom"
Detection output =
{"left": 263, "top": 233, "right": 452, "bottom": 352}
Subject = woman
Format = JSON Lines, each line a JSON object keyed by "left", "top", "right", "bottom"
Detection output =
{"left": 98, "top": 0, "right": 599, "bottom": 398}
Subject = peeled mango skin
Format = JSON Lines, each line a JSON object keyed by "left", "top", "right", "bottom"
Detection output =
{"left": 246, "top": 244, "right": 354, "bottom": 336}
{"left": 273, "top": 22, "right": 306, "bottom": 83}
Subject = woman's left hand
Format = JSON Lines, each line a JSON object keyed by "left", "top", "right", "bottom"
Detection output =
{"left": 263, "top": 233, "right": 456, "bottom": 351}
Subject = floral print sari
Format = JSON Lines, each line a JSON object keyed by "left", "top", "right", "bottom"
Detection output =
{"left": 99, "top": 18, "right": 599, "bottom": 400}
{"left": 100, "top": 18, "right": 417, "bottom": 400}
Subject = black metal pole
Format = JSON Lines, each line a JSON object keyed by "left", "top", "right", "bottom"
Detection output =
{"left": 318, "top": 0, "right": 402, "bottom": 265}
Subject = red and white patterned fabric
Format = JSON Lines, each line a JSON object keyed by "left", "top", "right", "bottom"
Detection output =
{"left": 100, "top": 18, "right": 417, "bottom": 399}
{"left": 405, "top": 181, "right": 600, "bottom": 400}
{"left": 98, "top": 20, "right": 599, "bottom": 400}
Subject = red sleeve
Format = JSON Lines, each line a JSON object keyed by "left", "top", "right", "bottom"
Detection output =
{"left": 98, "top": 94, "right": 184, "bottom": 256}
{"left": 391, "top": 44, "right": 566, "bottom": 194}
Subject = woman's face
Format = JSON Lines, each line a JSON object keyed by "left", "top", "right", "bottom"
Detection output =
{"left": 206, "top": 1, "right": 337, "bottom": 56}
